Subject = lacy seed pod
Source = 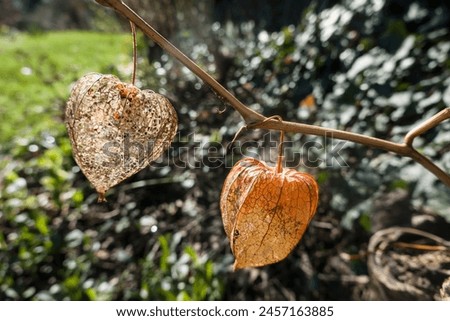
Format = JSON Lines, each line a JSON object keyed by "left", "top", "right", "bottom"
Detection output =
{"left": 65, "top": 73, "right": 177, "bottom": 201}
{"left": 220, "top": 157, "right": 319, "bottom": 270}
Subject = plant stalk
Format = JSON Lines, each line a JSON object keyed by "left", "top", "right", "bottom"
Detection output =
{"left": 97, "top": 0, "right": 450, "bottom": 188}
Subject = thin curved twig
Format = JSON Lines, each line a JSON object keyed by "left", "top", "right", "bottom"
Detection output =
{"left": 95, "top": 0, "right": 262, "bottom": 124}
{"left": 96, "top": 0, "right": 450, "bottom": 188}
{"left": 129, "top": 20, "right": 137, "bottom": 85}
{"left": 404, "top": 108, "right": 450, "bottom": 146}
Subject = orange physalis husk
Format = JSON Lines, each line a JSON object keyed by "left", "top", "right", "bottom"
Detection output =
{"left": 220, "top": 157, "right": 319, "bottom": 270}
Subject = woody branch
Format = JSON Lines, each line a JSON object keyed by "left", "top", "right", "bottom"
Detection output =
{"left": 95, "top": 0, "right": 450, "bottom": 187}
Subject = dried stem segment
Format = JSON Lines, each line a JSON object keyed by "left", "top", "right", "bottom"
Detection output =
{"left": 276, "top": 130, "right": 284, "bottom": 174}
{"left": 99, "top": 0, "right": 450, "bottom": 187}
{"left": 98, "top": 0, "right": 262, "bottom": 124}
{"left": 404, "top": 107, "right": 450, "bottom": 146}
{"left": 130, "top": 20, "right": 137, "bottom": 85}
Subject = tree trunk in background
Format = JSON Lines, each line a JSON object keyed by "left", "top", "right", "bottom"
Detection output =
{"left": 0, "top": 0, "right": 21, "bottom": 27}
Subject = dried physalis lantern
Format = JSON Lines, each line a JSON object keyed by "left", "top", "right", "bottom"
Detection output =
{"left": 65, "top": 73, "right": 177, "bottom": 201}
{"left": 220, "top": 131, "right": 319, "bottom": 270}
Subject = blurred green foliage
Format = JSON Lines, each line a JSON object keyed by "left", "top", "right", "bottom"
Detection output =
{"left": 140, "top": 234, "right": 223, "bottom": 300}
{"left": 0, "top": 29, "right": 223, "bottom": 300}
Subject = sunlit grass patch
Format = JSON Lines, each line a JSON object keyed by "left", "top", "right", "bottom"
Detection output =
{"left": 0, "top": 31, "right": 130, "bottom": 146}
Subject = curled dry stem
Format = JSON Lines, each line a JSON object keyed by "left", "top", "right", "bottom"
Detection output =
{"left": 97, "top": 0, "right": 450, "bottom": 188}
{"left": 404, "top": 108, "right": 450, "bottom": 146}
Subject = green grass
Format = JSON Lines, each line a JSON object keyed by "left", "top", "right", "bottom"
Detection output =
{"left": 0, "top": 30, "right": 131, "bottom": 147}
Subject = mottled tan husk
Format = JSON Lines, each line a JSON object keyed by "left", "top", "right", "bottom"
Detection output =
{"left": 65, "top": 73, "right": 177, "bottom": 201}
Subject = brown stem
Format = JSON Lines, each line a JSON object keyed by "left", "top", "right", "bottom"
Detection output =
{"left": 129, "top": 20, "right": 137, "bottom": 85}
{"left": 276, "top": 130, "right": 284, "bottom": 174}
{"left": 97, "top": 0, "right": 262, "bottom": 124}
{"left": 251, "top": 118, "right": 408, "bottom": 154}
{"left": 98, "top": 0, "right": 450, "bottom": 188}
{"left": 404, "top": 107, "right": 450, "bottom": 146}
{"left": 256, "top": 118, "right": 450, "bottom": 187}
{"left": 392, "top": 242, "right": 448, "bottom": 251}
